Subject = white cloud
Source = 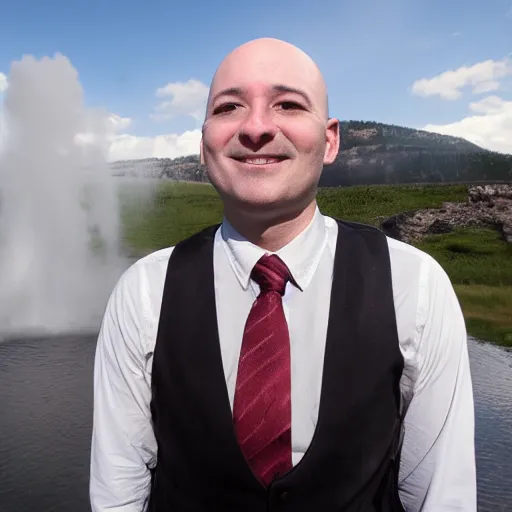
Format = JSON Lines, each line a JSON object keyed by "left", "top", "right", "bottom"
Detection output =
{"left": 108, "top": 113, "right": 132, "bottom": 132}
{"left": 471, "top": 80, "right": 500, "bottom": 94}
{"left": 507, "top": 5, "right": 512, "bottom": 17}
{"left": 468, "top": 95, "right": 508, "bottom": 115}
{"left": 152, "top": 79, "right": 209, "bottom": 121}
{"left": 72, "top": 112, "right": 133, "bottom": 156}
{"left": 75, "top": 112, "right": 200, "bottom": 161}
{"left": 421, "top": 95, "right": 512, "bottom": 154}
{"left": 411, "top": 57, "right": 512, "bottom": 100}
{"left": 0, "top": 72, "right": 7, "bottom": 93}
{"left": 107, "top": 129, "right": 201, "bottom": 161}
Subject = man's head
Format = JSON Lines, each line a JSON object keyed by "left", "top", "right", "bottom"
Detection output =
{"left": 201, "top": 38, "right": 339, "bottom": 221}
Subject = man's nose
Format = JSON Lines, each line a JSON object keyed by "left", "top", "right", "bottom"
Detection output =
{"left": 238, "top": 106, "right": 278, "bottom": 146}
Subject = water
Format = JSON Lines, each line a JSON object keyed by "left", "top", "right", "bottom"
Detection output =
{"left": 0, "top": 335, "right": 95, "bottom": 511}
{"left": 0, "top": 335, "right": 510, "bottom": 511}
{"left": 469, "top": 340, "right": 512, "bottom": 511}
{"left": 0, "top": 54, "right": 126, "bottom": 338}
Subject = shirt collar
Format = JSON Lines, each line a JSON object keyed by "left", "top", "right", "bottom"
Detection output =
{"left": 220, "top": 205, "right": 328, "bottom": 292}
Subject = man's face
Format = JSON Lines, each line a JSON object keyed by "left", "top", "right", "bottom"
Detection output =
{"left": 201, "top": 40, "right": 339, "bottom": 216}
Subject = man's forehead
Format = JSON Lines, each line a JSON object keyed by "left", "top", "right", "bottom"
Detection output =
{"left": 213, "top": 52, "right": 323, "bottom": 95}
{"left": 211, "top": 56, "right": 318, "bottom": 93}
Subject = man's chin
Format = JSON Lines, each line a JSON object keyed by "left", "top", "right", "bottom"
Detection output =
{"left": 236, "top": 196, "right": 280, "bottom": 210}
{"left": 227, "top": 190, "right": 297, "bottom": 215}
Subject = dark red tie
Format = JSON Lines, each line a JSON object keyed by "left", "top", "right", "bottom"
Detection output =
{"left": 233, "top": 254, "right": 293, "bottom": 486}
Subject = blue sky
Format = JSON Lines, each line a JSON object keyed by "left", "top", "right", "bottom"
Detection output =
{"left": 1, "top": 0, "right": 511, "bottom": 159}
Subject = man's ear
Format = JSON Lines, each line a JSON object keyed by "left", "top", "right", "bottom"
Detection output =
{"left": 323, "top": 118, "right": 340, "bottom": 165}
{"left": 200, "top": 138, "right": 205, "bottom": 165}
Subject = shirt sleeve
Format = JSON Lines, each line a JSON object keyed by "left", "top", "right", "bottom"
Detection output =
{"left": 90, "top": 263, "right": 157, "bottom": 511}
{"left": 398, "top": 256, "right": 477, "bottom": 511}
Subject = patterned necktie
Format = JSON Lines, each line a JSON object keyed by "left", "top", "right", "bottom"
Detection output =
{"left": 233, "top": 254, "right": 293, "bottom": 486}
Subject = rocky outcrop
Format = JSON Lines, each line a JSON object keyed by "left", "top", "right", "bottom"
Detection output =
{"left": 381, "top": 184, "right": 512, "bottom": 243}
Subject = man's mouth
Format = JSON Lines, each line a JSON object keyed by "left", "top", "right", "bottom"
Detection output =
{"left": 232, "top": 155, "right": 288, "bottom": 165}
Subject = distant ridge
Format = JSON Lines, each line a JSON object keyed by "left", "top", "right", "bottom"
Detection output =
{"left": 109, "top": 120, "right": 512, "bottom": 185}
{"left": 338, "top": 120, "right": 483, "bottom": 152}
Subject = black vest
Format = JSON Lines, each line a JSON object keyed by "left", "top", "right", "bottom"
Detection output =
{"left": 149, "top": 218, "right": 405, "bottom": 512}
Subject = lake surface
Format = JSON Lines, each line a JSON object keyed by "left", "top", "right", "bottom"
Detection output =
{"left": 0, "top": 335, "right": 511, "bottom": 511}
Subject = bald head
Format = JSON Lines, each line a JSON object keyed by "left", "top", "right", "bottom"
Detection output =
{"left": 200, "top": 37, "right": 340, "bottom": 225}
{"left": 206, "top": 38, "right": 329, "bottom": 120}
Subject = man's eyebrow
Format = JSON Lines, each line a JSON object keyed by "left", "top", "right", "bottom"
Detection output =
{"left": 210, "top": 87, "right": 243, "bottom": 106}
{"left": 210, "top": 84, "right": 312, "bottom": 108}
{"left": 271, "top": 84, "right": 312, "bottom": 107}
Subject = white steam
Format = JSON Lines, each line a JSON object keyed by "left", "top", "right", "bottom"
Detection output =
{"left": 0, "top": 54, "right": 129, "bottom": 338}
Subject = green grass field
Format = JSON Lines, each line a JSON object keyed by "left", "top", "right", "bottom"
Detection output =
{"left": 120, "top": 180, "right": 512, "bottom": 347}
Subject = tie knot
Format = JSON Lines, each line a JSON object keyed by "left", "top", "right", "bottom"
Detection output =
{"left": 251, "top": 254, "right": 291, "bottom": 296}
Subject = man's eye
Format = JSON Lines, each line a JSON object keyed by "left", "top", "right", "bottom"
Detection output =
{"left": 278, "top": 101, "right": 303, "bottom": 110}
{"left": 212, "top": 103, "right": 238, "bottom": 115}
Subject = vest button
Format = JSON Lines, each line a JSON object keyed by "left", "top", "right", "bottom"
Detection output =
{"left": 279, "top": 491, "right": 289, "bottom": 501}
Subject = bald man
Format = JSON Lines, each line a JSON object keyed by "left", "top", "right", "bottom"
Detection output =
{"left": 90, "top": 38, "right": 476, "bottom": 511}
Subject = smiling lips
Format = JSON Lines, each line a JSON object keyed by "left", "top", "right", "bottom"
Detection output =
{"left": 232, "top": 155, "right": 288, "bottom": 165}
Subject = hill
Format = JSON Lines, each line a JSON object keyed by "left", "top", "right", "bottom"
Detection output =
{"left": 110, "top": 154, "right": 208, "bottom": 182}
{"left": 320, "top": 121, "right": 512, "bottom": 186}
{"left": 109, "top": 120, "right": 512, "bottom": 185}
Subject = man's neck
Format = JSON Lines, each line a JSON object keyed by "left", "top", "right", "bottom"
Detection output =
{"left": 224, "top": 200, "right": 317, "bottom": 252}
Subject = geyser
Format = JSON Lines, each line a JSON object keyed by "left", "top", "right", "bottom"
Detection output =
{"left": 0, "top": 54, "right": 127, "bottom": 338}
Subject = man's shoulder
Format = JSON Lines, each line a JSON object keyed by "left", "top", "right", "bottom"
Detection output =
{"left": 386, "top": 235, "right": 450, "bottom": 281}
{"left": 386, "top": 235, "right": 436, "bottom": 270}
{"left": 327, "top": 216, "right": 451, "bottom": 302}
{"left": 384, "top": 235, "right": 456, "bottom": 323}
{"left": 134, "top": 246, "right": 176, "bottom": 267}
{"left": 325, "top": 215, "right": 442, "bottom": 275}
{"left": 110, "top": 246, "right": 176, "bottom": 300}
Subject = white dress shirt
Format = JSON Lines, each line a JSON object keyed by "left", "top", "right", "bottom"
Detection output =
{"left": 90, "top": 206, "right": 477, "bottom": 511}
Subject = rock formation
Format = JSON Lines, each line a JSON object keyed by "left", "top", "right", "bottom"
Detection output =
{"left": 381, "top": 184, "right": 512, "bottom": 243}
